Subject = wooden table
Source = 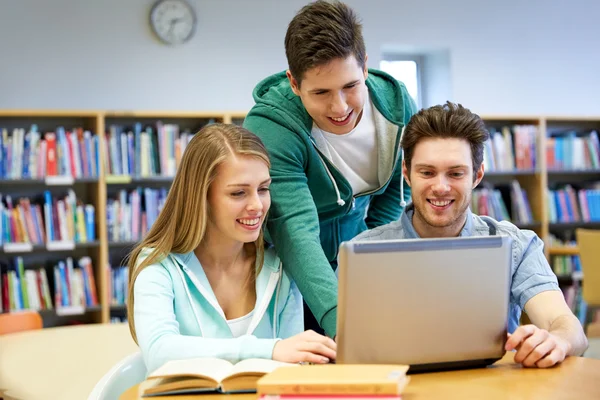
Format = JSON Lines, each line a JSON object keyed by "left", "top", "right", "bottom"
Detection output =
{"left": 0, "top": 323, "right": 139, "bottom": 400}
{"left": 120, "top": 352, "right": 600, "bottom": 400}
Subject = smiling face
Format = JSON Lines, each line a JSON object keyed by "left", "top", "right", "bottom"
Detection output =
{"left": 403, "top": 137, "right": 484, "bottom": 238}
{"left": 206, "top": 154, "right": 271, "bottom": 246}
{"left": 287, "top": 55, "right": 368, "bottom": 135}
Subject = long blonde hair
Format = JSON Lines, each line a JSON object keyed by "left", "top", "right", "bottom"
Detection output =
{"left": 126, "top": 123, "right": 271, "bottom": 343}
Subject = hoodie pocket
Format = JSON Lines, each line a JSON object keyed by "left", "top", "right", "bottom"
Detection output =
{"left": 319, "top": 218, "right": 341, "bottom": 264}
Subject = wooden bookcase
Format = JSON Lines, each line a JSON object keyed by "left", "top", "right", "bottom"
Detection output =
{"left": 0, "top": 110, "right": 245, "bottom": 327}
{"left": 0, "top": 110, "right": 597, "bottom": 328}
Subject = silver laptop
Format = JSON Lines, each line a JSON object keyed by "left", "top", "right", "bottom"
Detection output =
{"left": 336, "top": 235, "right": 512, "bottom": 372}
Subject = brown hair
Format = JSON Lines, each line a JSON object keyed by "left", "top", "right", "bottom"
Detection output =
{"left": 126, "top": 123, "right": 270, "bottom": 344}
{"left": 284, "top": 0, "right": 366, "bottom": 83}
{"left": 401, "top": 101, "right": 490, "bottom": 177}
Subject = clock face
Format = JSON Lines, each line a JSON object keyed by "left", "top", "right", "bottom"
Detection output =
{"left": 150, "top": 0, "right": 196, "bottom": 45}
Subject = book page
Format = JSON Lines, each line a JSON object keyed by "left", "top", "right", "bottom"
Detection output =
{"left": 227, "top": 358, "right": 297, "bottom": 379}
{"left": 149, "top": 357, "right": 234, "bottom": 384}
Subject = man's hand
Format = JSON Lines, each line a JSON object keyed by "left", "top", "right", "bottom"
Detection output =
{"left": 506, "top": 324, "right": 571, "bottom": 368}
{"left": 272, "top": 330, "right": 337, "bottom": 364}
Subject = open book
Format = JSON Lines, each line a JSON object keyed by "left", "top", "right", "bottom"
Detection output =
{"left": 139, "top": 357, "right": 296, "bottom": 397}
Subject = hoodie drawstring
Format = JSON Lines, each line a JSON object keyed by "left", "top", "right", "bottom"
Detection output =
{"left": 399, "top": 126, "right": 407, "bottom": 207}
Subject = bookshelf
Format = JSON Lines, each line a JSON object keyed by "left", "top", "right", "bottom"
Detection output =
{"left": 1, "top": 110, "right": 598, "bottom": 328}
{"left": 480, "top": 115, "right": 600, "bottom": 325}
{"left": 0, "top": 110, "right": 245, "bottom": 327}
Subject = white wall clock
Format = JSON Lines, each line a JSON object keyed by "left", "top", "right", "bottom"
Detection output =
{"left": 150, "top": 0, "right": 197, "bottom": 45}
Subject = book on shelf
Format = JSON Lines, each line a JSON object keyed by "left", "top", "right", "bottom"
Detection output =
{"left": 548, "top": 184, "right": 600, "bottom": 223}
{"left": 108, "top": 265, "right": 128, "bottom": 307}
{"left": 0, "top": 255, "right": 98, "bottom": 313}
{"left": 257, "top": 364, "right": 409, "bottom": 396}
{"left": 483, "top": 125, "right": 537, "bottom": 172}
{"left": 551, "top": 254, "right": 582, "bottom": 277}
{"left": 0, "top": 191, "right": 95, "bottom": 247}
{"left": 0, "top": 125, "right": 99, "bottom": 180}
{"left": 107, "top": 187, "right": 167, "bottom": 242}
{"left": 139, "top": 357, "right": 295, "bottom": 397}
{"left": 561, "top": 283, "right": 587, "bottom": 325}
{"left": 104, "top": 121, "right": 214, "bottom": 178}
{"left": 547, "top": 130, "right": 600, "bottom": 170}
{"left": 471, "top": 180, "right": 533, "bottom": 224}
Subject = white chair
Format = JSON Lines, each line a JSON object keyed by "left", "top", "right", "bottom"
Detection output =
{"left": 88, "top": 351, "right": 147, "bottom": 400}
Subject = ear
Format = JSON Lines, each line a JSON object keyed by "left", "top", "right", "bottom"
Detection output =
{"left": 402, "top": 159, "right": 412, "bottom": 187}
{"left": 473, "top": 163, "right": 484, "bottom": 188}
{"left": 363, "top": 54, "right": 369, "bottom": 80}
{"left": 286, "top": 70, "right": 301, "bottom": 96}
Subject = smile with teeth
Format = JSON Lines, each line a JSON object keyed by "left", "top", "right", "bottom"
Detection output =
{"left": 330, "top": 113, "right": 351, "bottom": 122}
{"left": 428, "top": 200, "right": 453, "bottom": 207}
{"left": 238, "top": 218, "right": 260, "bottom": 226}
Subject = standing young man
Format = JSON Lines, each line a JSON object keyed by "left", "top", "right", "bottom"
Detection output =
{"left": 354, "top": 101, "right": 588, "bottom": 368}
{"left": 243, "top": 1, "right": 416, "bottom": 337}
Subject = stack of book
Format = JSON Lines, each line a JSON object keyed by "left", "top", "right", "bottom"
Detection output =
{"left": 257, "top": 363, "right": 410, "bottom": 400}
{"left": 136, "top": 358, "right": 410, "bottom": 399}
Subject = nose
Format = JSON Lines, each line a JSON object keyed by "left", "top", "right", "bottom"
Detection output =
{"left": 329, "top": 91, "right": 348, "bottom": 115}
{"left": 246, "top": 192, "right": 264, "bottom": 213}
{"left": 432, "top": 175, "right": 451, "bottom": 195}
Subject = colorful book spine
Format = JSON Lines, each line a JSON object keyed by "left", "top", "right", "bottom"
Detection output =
{"left": 0, "top": 191, "right": 96, "bottom": 245}
{"left": 547, "top": 130, "right": 600, "bottom": 170}
{"left": 103, "top": 122, "right": 200, "bottom": 177}
{"left": 548, "top": 184, "right": 600, "bottom": 223}
{"left": 484, "top": 125, "right": 537, "bottom": 172}
{"left": 107, "top": 187, "right": 168, "bottom": 242}
{"left": 0, "top": 125, "right": 99, "bottom": 179}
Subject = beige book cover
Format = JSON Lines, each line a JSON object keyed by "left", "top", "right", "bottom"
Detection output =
{"left": 257, "top": 364, "right": 410, "bottom": 396}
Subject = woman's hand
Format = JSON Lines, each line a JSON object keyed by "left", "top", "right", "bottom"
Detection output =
{"left": 272, "top": 330, "right": 337, "bottom": 364}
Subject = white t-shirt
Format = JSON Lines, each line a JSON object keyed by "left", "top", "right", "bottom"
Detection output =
{"left": 227, "top": 310, "right": 254, "bottom": 338}
{"left": 311, "top": 94, "right": 379, "bottom": 194}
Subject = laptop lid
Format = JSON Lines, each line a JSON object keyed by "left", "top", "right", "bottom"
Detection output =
{"left": 336, "top": 235, "right": 512, "bottom": 371}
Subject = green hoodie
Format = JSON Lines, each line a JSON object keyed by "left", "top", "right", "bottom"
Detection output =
{"left": 243, "top": 69, "right": 415, "bottom": 337}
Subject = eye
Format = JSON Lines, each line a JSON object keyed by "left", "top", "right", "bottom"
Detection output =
{"left": 230, "top": 191, "right": 245, "bottom": 197}
{"left": 259, "top": 187, "right": 270, "bottom": 193}
{"left": 314, "top": 91, "right": 327, "bottom": 96}
{"left": 450, "top": 172, "right": 465, "bottom": 178}
{"left": 420, "top": 171, "right": 434, "bottom": 177}
{"left": 344, "top": 83, "right": 358, "bottom": 89}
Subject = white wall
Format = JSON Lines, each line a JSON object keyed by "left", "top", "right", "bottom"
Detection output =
{"left": 0, "top": 0, "right": 598, "bottom": 115}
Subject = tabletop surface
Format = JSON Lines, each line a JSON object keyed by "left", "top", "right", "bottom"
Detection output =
{"left": 120, "top": 352, "right": 600, "bottom": 400}
{"left": 0, "top": 323, "right": 139, "bottom": 400}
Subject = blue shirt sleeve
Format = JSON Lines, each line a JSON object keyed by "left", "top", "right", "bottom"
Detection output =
{"left": 509, "top": 228, "right": 560, "bottom": 310}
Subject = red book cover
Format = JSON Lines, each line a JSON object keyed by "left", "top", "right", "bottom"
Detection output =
{"left": 2, "top": 273, "right": 9, "bottom": 311}
{"left": 84, "top": 259, "right": 98, "bottom": 306}
{"left": 66, "top": 131, "right": 77, "bottom": 177}
{"left": 46, "top": 132, "right": 58, "bottom": 176}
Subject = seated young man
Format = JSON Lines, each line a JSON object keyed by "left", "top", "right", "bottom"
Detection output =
{"left": 354, "top": 102, "right": 588, "bottom": 368}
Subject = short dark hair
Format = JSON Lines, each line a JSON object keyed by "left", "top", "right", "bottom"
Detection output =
{"left": 284, "top": 0, "right": 366, "bottom": 84}
{"left": 401, "top": 101, "right": 490, "bottom": 177}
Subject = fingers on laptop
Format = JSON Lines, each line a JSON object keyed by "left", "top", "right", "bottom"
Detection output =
{"left": 505, "top": 324, "right": 536, "bottom": 351}
{"left": 300, "top": 330, "right": 337, "bottom": 361}
{"left": 273, "top": 330, "right": 337, "bottom": 364}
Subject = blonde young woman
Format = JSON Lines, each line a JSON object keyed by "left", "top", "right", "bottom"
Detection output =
{"left": 127, "top": 124, "right": 336, "bottom": 374}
